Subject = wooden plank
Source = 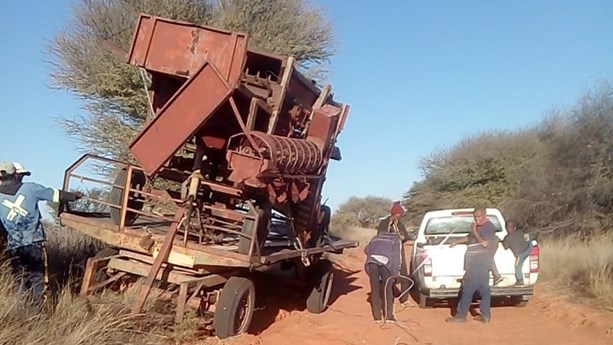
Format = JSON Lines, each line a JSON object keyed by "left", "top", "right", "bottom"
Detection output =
{"left": 131, "top": 209, "right": 185, "bottom": 315}
{"left": 60, "top": 212, "right": 250, "bottom": 268}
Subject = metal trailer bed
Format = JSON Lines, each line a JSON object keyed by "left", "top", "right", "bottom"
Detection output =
{"left": 59, "top": 155, "right": 358, "bottom": 339}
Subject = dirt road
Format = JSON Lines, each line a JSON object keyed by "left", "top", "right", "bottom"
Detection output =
{"left": 222, "top": 246, "right": 612, "bottom": 345}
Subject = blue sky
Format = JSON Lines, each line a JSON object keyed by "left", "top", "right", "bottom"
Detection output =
{"left": 1, "top": 0, "right": 612, "bottom": 213}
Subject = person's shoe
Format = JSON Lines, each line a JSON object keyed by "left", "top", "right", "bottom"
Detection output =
{"left": 493, "top": 276, "right": 504, "bottom": 286}
{"left": 514, "top": 281, "right": 525, "bottom": 287}
{"left": 473, "top": 315, "right": 491, "bottom": 323}
{"left": 385, "top": 316, "right": 397, "bottom": 324}
{"left": 374, "top": 319, "right": 383, "bottom": 324}
{"left": 445, "top": 316, "right": 467, "bottom": 323}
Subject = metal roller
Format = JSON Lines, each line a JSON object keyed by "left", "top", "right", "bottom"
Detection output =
{"left": 246, "top": 131, "right": 323, "bottom": 174}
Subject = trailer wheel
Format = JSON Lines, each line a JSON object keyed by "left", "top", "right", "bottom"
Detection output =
{"left": 308, "top": 205, "right": 331, "bottom": 248}
{"left": 109, "top": 168, "right": 146, "bottom": 226}
{"left": 213, "top": 276, "right": 255, "bottom": 339}
{"left": 237, "top": 206, "right": 270, "bottom": 255}
{"left": 306, "top": 260, "right": 334, "bottom": 313}
{"left": 93, "top": 247, "right": 119, "bottom": 283}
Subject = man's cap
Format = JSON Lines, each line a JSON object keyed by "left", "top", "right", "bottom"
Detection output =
{"left": 0, "top": 161, "right": 16, "bottom": 175}
{"left": 390, "top": 201, "right": 405, "bottom": 215}
{"left": 13, "top": 162, "right": 31, "bottom": 176}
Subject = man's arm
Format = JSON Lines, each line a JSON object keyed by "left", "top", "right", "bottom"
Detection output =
{"left": 398, "top": 221, "right": 410, "bottom": 243}
{"left": 28, "top": 183, "right": 83, "bottom": 203}
{"left": 479, "top": 224, "right": 498, "bottom": 248}
{"left": 449, "top": 236, "right": 469, "bottom": 247}
{"left": 471, "top": 222, "right": 486, "bottom": 245}
{"left": 377, "top": 218, "right": 388, "bottom": 233}
{"left": 501, "top": 234, "right": 511, "bottom": 250}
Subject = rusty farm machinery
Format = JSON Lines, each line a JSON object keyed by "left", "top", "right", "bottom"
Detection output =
{"left": 58, "top": 14, "right": 356, "bottom": 339}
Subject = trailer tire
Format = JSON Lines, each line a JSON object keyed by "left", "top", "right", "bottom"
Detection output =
{"left": 306, "top": 259, "right": 334, "bottom": 313}
{"left": 213, "top": 276, "right": 255, "bottom": 339}
{"left": 109, "top": 168, "right": 146, "bottom": 226}
{"left": 93, "top": 247, "right": 119, "bottom": 283}
{"left": 237, "top": 206, "right": 270, "bottom": 255}
{"left": 308, "top": 205, "right": 331, "bottom": 248}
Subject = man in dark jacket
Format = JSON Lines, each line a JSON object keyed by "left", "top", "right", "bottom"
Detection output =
{"left": 364, "top": 227, "right": 402, "bottom": 323}
{"left": 376, "top": 201, "right": 412, "bottom": 304}
{"left": 0, "top": 161, "right": 83, "bottom": 311}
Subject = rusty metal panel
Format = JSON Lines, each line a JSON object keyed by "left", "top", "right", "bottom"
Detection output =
{"left": 128, "top": 14, "right": 248, "bottom": 85}
{"left": 306, "top": 105, "right": 341, "bottom": 153}
{"left": 127, "top": 14, "right": 154, "bottom": 69}
{"left": 129, "top": 61, "right": 233, "bottom": 176}
{"left": 287, "top": 68, "right": 320, "bottom": 107}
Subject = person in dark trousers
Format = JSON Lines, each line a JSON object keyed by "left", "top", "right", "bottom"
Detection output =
{"left": 502, "top": 221, "right": 532, "bottom": 286}
{"left": 0, "top": 162, "right": 83, "bottom": 311}
{"left": 446, "top": 207, "right": 497, "bottom": 323}
{"left": 364, "top": 225, "right": 402, "bottom": 323}
{"left": 376, "top": 201, "right": 412, "bottom": 305}
{"left": 450, "top": 220, "right": 503, "bottom": 286}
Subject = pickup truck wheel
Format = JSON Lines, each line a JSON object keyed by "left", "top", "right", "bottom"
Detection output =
{"left": 213, "top": 276, "right": 255, "bottom": 339}
{"left": 418, "top": 292, "right": 430, "bottom": 308}
{"left": 511, "top": 296, "right": 529, "bottom": 308}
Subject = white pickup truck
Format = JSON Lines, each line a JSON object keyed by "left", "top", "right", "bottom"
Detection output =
{"left": 410, "top": 208, "right": 539, "bottom": 308}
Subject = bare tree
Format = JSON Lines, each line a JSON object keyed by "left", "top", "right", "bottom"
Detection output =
{"left": 46, "top": 0, "right": 337, "bottom": 161}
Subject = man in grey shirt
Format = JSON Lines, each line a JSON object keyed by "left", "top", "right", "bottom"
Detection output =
{"left": 446, "top": 207, "right": 497, "bottom": 323}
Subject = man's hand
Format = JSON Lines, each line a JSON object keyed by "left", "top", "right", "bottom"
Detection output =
{"left": 449, "top": 242, "right": 457, "bottom": 248}
{"left": 479, "top": 241, "right": 488, "bottom": 247}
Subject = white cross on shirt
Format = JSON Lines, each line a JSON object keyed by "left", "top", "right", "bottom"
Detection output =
{"left": 2, "top": 194, "right": 29, "bottom": 221}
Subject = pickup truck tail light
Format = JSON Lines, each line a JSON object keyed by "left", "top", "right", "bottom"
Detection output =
{"left": 421, "top": 252, "right": 432, "bottom": 276}
{"left": 529, "top": 245, "right": 540, "bottom": 273}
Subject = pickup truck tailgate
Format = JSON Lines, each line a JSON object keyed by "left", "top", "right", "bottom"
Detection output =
{"left": 429, "top": 245, "right": 467, "bottom": 277}
{"left": 427, "top": 243, "right": 528, "bottom": 287}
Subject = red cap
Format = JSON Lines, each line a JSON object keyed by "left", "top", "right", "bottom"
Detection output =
{"left": 390, "top": 201, "right": 404, "bottom": 215}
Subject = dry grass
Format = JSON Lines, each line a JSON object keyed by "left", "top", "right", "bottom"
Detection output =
{"left": 540, "top": 233, "right": 613, "bottom": 310}
{"left": 0, "top": 226, "right": 226, "bottom": 345}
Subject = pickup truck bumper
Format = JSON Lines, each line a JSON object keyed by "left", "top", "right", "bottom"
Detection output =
{"left": 426, "top": 286, "right": 534, "bottom": 299}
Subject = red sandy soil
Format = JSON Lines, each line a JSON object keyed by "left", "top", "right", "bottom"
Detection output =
{"left": 218, "top": 245, "right": 613, "bottom": 345}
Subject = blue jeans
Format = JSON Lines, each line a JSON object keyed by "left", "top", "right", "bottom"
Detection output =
{"left": 8, "top": 243, "right": 47, "bottom": 311}
{"left": 515, "top": 242, "right": 532, "bottom": 284}
{"left": 456, "top": 264, "right": 491, "bottom": 320}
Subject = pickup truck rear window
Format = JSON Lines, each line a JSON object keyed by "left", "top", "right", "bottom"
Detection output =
{"left": 424, "top": 215, "right": 503, "bottom": 235}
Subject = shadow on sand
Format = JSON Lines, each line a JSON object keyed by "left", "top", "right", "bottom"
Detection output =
{"left": 247, "top": 264, "right": 362, "bottom": 335}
